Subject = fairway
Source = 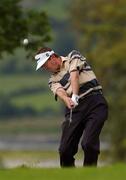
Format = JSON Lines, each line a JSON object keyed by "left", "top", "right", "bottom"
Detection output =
{"left": 0, "top": 164, "right": 125, "bottom": 180}
{"left": 0, "top": 74, "right": 61, "bottom": 114}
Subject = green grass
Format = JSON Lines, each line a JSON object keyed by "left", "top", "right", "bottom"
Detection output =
{"left": 0, "top": 117, "right": 61, "bottom": 135}
{"left": 0, "top": 74, "right": 61, "bottom": 113}
{"left": 11, "top": 93, "right": 60, "bottom": 112}
{"left": 0, "top": 150, "right": 59, "bottom": 161}
{"left": 0, "top": 164, "right": 125, "bottom": 180}
{"left": 0, "top": 150, "right": 84, "bottom": 168}
{"left": 0, "top": 74, "right": 48, "bottom": 95}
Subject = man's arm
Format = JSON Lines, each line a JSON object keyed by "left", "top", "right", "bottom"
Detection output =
{"left": 68, "top": 50, "right": 85, "bottom": 106}
{"left": 70, "top": 71, "right": 79, "bottom": 95}
{"left": 70, "top": 71, "right": 80, "bottom": 106}
{"left": 49, "top": 78, "right": 74, "bottom": 109}
{"left": 56, "top": 88, "right": 74, "bottom": 109}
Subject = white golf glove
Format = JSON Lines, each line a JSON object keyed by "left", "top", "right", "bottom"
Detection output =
{"left": 71, "top": 94, "right": 79, "bottom": 107}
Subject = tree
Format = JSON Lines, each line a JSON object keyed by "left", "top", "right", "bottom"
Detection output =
{"left": 0, "top": 0, "right": 51, "bottom": 57}
{"left": 70, "top": 0, "right": 126, "bottom": 161}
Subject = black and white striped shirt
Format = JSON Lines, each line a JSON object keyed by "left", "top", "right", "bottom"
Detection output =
{"left": 49, "top": 50, "right": 102, "bottom": 100}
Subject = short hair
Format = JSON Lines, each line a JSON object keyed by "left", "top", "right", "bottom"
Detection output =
{"left": 35, "top": 47, "right": 59, "bottom": 59}
{"left": 36, "top": 47, "right": 52, "bottom": 55}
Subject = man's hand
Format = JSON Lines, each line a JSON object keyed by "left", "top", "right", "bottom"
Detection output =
{"left": 63, "top": 96, "right": 75, "bottom": 109}
{"left": 56, "top": 88, "right": 74, "bottom": 109}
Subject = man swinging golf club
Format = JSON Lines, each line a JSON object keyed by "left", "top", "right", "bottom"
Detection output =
{"left": 35, "top": 47, "right": 108, "bottom": 167}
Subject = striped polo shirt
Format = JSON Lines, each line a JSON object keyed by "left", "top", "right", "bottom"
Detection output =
{"left": 48, "top": 50, "right": 102, "bottom": 100}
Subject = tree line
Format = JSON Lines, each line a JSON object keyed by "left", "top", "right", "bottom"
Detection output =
{"left": 70, "top": 0, "right": 126, "bottom": 162}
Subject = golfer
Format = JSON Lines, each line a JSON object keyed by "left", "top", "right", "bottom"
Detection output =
{"left": 35, "top": 47, "right": 108, "bottom": 167}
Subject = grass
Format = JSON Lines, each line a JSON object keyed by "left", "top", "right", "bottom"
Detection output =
{"left": 0, "top": 150, "right": 59, "bottom": 161}
{"left": 11, "top": 92, "right": 61, "bottom": 112}
{"left": 0, "top": 164, "right": 125, "bottom": 180}
{"left": 0, "top": 150, "right": 84, "bottom": 170}
{"left": 0, "top": 117, "right": 61, "bottom": 135}
{"left": 0, "top": 150, "right": 84, "bottom": 160}
{"left": 0, "top": 74, "right": 61, "bottom": 113}
{"left": 0, "top": 74, "right": 48, "bottom": 95}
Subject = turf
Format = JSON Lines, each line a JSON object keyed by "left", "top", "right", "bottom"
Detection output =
{"left": 11, "top": 93, "right": 60, "bottom": 112}
{"left": 0, "top": 74, "right": 48, "bottom": 95}
{"left": 0, "top": 164, "right": 125, "bottom": 180}
{"left": 0, "top": 74, "right": 61, "bottom": 113}
{"left": 0, "top": 118, "right": 61, "bottom": 134}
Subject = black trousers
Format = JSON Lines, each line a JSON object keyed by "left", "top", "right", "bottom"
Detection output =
{"left": 59, "top": 94, "right": 108, "bottom": 167}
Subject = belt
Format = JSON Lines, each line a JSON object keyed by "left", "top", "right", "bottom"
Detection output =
{"left": 79, "top": 89, "right": 103, "bottom": 101}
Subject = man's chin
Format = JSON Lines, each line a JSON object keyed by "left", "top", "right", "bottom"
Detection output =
{"left": 48, "top": 67, "right": 60, "bottom": 73}
{"left": 56, "top": 67, "right": 60, "bottom": 72}
{"left": 52, "top": 68, "right": 60, "bottom": 73}
{"left": 49, "top": 69, "right": 58, "bottom": 73}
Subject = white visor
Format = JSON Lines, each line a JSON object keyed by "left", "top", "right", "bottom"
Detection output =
{"left": 35, "top": 50, "right": 54, "bottom": 71}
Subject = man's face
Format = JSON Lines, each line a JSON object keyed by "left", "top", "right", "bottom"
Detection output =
{"left": 42, "top": 54, "right": 62, "bottom": 73}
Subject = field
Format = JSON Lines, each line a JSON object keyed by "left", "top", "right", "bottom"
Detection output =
{"left": 0, "top": 74, "right": 61, "bottom": 113}
{"left": 0, "top": 117, "right": 61, "bottom": 134}
{"left": 0, "top": 164, "right": 125, "bottom": 180}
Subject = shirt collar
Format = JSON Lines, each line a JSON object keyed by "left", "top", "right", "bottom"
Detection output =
{"left": 61, "top": 56, "right": 67, "bottom": 63}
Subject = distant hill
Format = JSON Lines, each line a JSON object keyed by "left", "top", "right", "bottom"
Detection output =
{"left": 21, "top": 0, "right": 76, "bottom": 55}
{"left": 22, "top": 0, "right": 70, "bottom": 20}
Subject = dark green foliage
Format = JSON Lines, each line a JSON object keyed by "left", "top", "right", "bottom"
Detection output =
{"left": 24, "top": 10, "right": 51, "bottom": 57}
{"left": 0, "top": 0, "right": 27, "bottom": 54}
{"left": 0, "top": 0, "right": 51, "bottom": 57}
{"left": 71, "top": 0, "right": 126, "bottom": 161}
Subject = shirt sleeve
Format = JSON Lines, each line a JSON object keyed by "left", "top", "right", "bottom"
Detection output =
{"left": 48, "top": 77, "right": 63, "bottom": 101}
{"left": 49, "top": 81, "right": 63, "bottom": 95}
{"left": 68, "top": 50, "right": 86, "bottom": 73}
